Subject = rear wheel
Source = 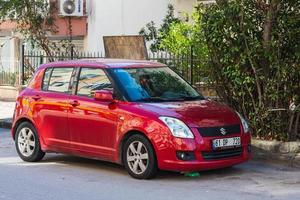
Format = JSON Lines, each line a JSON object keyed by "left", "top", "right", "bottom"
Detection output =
{"left": 123, "top": 134, "right": 157, "bottom": 179}
{"left": 15, "top": 122, "right": 45, "bottom": 162}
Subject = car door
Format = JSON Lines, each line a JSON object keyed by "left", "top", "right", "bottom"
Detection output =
{"left": 68, "top": 67, "right": 119, "bottom": 160}
{"left": 31, "top": 67, "right": 75, "bottom": 152}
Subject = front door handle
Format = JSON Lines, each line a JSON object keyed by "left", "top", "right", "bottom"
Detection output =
{"left": 69, "top": 100, "right": 80, "bottom": 107}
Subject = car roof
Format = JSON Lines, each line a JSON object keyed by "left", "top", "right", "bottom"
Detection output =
{"left": 38, "top": 58, "right": 166, "bottom": 70}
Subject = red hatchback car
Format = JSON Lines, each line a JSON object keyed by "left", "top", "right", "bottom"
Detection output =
{"left": 12, "top": 59, "right": 251, "bottom": 179}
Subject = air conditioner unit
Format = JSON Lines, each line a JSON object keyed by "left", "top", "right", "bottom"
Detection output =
{"left": 59, "top": 0, "right": 84, "bottom": 17}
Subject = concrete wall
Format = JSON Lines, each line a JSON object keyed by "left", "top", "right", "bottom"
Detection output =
{"left": 0, "top": 37, "right": 12, "bottom": 72}
{"left": 0, "top": 37, "right": 21, "bottom": 86}
{"left": 86, "top": 0, "right": 171, "bottom": 52}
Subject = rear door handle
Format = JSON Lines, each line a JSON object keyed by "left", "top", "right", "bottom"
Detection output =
{"left": 69, "top": 100, "right": 80, "bottom": 107}
{"left": 32, "top": 95, "right": 41, "bottom": 101}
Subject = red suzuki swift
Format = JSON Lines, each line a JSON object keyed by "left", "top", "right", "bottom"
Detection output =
{"left": 12, "top": 59, "right": 251, "bottom": 179}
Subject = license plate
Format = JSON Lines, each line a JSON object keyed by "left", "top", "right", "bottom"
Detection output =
{"left": 212, "top": 137, "right": 241, "bottom": 149}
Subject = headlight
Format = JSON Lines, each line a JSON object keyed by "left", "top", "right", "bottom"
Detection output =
{"left": 159, "top": 117, "right": 194, "bottom": 139}
{"left": 236, "top": 112, "right": 250, "bottom": 133}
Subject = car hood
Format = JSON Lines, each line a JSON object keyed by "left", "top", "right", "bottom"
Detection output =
{"left": 136, "top": 100, "right": 240, "bottom": 128}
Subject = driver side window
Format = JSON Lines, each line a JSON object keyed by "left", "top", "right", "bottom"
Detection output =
{"left": 76, "top": 68, "right": 112, "bottom": 98}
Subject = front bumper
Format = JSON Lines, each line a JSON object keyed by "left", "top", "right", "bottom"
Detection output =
{"left": 159, "top": 146, "right": 251, "bottom": 172}
{"left": 155, "top": 128, "right": 252, "bottom": 172}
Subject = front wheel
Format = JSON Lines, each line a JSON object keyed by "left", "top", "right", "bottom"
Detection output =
{"left": 15, "top": 122, "right": 45, "bottom": 162}
{"left": 123, "top": 134, "right": 157, "bottom": 179}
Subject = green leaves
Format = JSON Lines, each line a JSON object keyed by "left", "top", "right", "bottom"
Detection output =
{"left": 160, "top": 6, "right": 208, "bottom": 58}
{"left": 160, "top": 21, "right": 192, "bottom": 55}
{"left": 202, "top": 0, "right": 300, "bottom": 141}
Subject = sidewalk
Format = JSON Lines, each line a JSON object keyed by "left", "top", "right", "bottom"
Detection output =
{"left": 0, "top": 101, "right": 15, "bottom": 129}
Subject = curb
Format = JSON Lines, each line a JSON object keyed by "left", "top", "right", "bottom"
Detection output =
{"left": 252, "top": 138, "right": 300, "bottom": 168}
{"left": 0, "top": 119, "right": 12, "bottom": 129}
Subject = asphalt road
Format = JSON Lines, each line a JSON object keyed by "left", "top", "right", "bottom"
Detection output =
{"left": 0, "top": 128, "right": 299, "bottom": 200}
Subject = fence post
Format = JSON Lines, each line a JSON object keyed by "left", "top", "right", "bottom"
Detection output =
{"left": 39, "top": 52, "right": 44, "bottom": 65}
{"left": 21, "top": 44, "right": 25, "bottom": 85}
{"left": 71, "top": 46, "right": 74, "bottom": 60}
{"left": 190, "top": 45, "right": 194, "bottom": 85}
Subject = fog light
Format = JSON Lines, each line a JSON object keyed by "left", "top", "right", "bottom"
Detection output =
{"left": 176, "top": 151, "right": 196, "bottom": 161}
{"left": 247, "top": 145, "right": 251, "bottom": 153}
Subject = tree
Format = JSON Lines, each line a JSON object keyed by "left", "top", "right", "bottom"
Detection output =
{"left": 160, "top": 6, "right": 208, "bottom": 59}
{"left": 139, "top": 4, "right": 180, "bottom": 52}
{"left": 0, "top": 0, "right": 57, "bottom": 61}
{"left": 159, "top": 6, "right": 209, "bottom": 83}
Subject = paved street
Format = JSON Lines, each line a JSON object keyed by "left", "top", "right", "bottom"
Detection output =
{"left": 0, "top": 128, "right": 299, "bottom": 200}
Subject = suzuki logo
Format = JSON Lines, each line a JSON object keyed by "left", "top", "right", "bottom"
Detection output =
{"left": 220, "top": 128, "right": 227, "bottom": 135}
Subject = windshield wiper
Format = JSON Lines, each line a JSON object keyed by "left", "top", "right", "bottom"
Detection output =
{"left": 136, "top": 97, "right": 168, "bottom": 102}
{"left": 175, "top": 95, "right": 204, "bottom": 101}
{"left": 137, "top": 96, "right": 204, "bottom": 102}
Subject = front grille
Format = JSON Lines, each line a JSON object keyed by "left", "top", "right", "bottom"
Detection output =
{"left": 197, "top": 124, "right": 241, "bottom": 137}
{"left": 201, "top": 147, "right": 243, "bottom": 160}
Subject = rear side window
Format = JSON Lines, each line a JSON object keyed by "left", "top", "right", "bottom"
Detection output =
{"left": 77, "top": 68, "right": 112, "bottom": 97}
{"left": 48, "top": 67, "right": 74, "bottom": 93}
{"left": 42, "top": 68, "right": 53, "bottom": 91}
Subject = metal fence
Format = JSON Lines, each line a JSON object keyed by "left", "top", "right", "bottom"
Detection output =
{"left": 148, "top": 51, "right": 208, "bottom": 85}
{"left": 0, "top": 71, "right": 18, "bottom": 86}
{"left": 18, "top": 47, "right": 207, "bottom": 86}
{"left": 20, "top": 49, "right": 105, "bottom": 85}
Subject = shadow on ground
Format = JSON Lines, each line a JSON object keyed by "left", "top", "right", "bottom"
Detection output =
{"left": 39, "top": 153, "right": 247, "bottom": 180}
{"left": 0, "top": 118, "right": 12, "bottom": 129}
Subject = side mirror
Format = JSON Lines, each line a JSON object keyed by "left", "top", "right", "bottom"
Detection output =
{"left": 94, "top": 90, "right": 114, "bottom": 101}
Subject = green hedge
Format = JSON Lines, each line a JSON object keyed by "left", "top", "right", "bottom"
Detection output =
{"left": 202, "top": 0, "right": 300, "bottom": 141}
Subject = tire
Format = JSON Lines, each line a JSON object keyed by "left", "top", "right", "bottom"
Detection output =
{"left": 15, "top": 122, "right": 45, "bottom": 162}
{"left": 123, "top": 134, "right": 158, "bottom": 179}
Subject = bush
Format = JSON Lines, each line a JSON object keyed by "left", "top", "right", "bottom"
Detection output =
{"left": 202, "top": 0, "right": 300, "bottom": 141}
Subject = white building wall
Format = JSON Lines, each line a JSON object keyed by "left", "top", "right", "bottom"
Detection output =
{"left": 172, "top": 0, "right": 215, "bottom": 21}
{"left": 173, "top": 0, "right": 197, "bottom": 18}
{"left": 86, "top": 0, "right": 171, "bottom": 53}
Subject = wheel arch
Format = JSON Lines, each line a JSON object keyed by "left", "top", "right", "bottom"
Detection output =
{"left": 12, "top": 117, "right": 35, "bottom": 140}
{"left": 118, "top": 129, "right": 157, "bottom": 165}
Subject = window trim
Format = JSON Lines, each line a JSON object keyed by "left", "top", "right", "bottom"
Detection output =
{"left": 43, "top": 67, "right": 75, "bottom": 94}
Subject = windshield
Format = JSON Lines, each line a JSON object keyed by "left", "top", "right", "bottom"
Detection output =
{"left": 111, "top": 67, "right": 204, "bottom": 102}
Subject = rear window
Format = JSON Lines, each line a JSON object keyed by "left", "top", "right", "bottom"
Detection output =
{"left": 42, "top": 68, "right": 53, "bottom": 91}
{"left": 46, "top": 67, "right": 74, "bottom": 93}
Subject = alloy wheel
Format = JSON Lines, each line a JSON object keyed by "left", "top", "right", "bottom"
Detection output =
{"left": 17, "top": 127, "right": 36, "bottom": 157}
{"left": 126, "top": 141, "right": 149, "bottom": 175}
